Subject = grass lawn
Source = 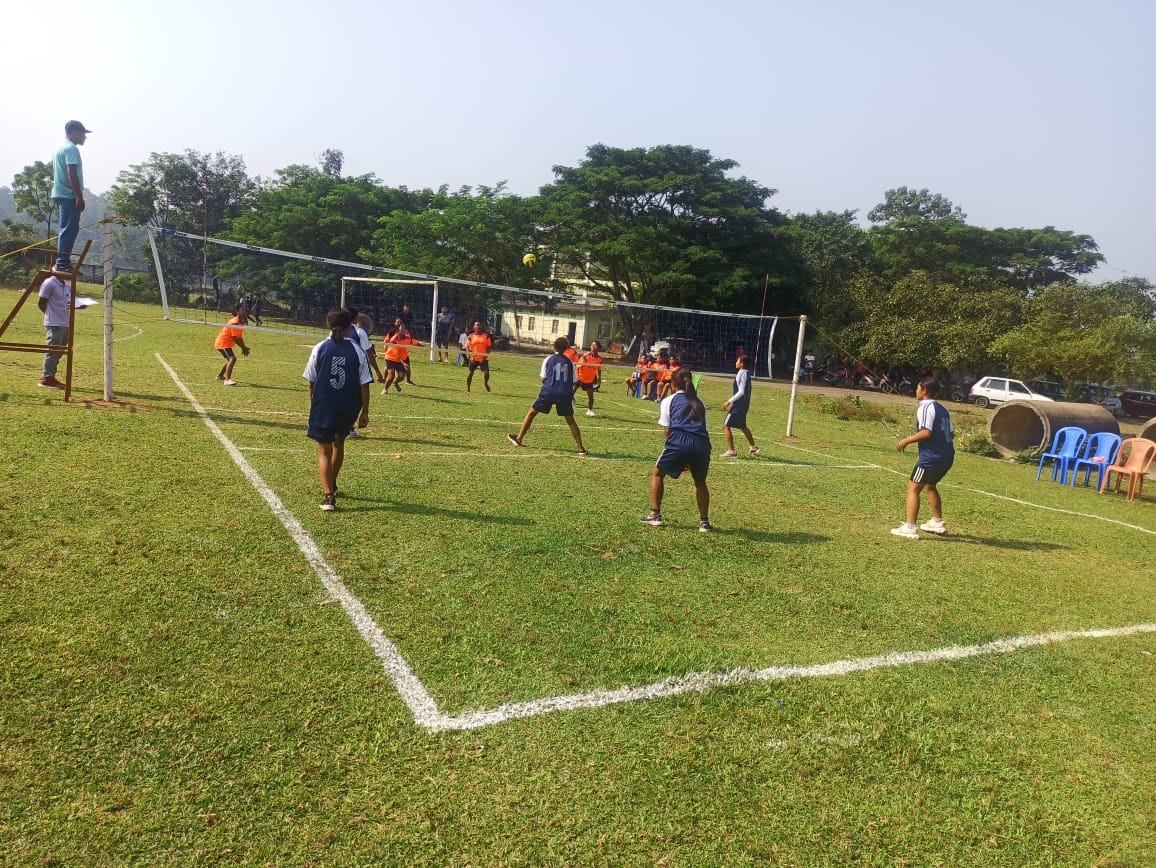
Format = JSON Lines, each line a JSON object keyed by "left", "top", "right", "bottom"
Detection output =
{"left": 1, "top": 288, "right": 1153, "bottom": 864}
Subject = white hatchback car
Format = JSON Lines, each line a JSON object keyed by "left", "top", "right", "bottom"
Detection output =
{"left": 969, "top": 377, "right": 1056, "bottom": 409}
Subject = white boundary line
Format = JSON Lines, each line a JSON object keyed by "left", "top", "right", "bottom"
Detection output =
{"left": 156, "top": 353, "right": 444, "bottom": 729}
{"left": 434, "top": 623, "right": 1156, "bottom": 731}
{"left": 965, "top": 488, "right": 1156, "bottom": 535}
{"left": 159, "top": 352, "right": 1156, "bottom": 733}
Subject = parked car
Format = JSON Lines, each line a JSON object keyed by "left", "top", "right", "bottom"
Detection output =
{"left": 969, "top": 377, "right": 1056, "bottom": 409}
{"left": 1076, "top": 383, "right": 1122, "bottom": 416}
{"left": 1026, "top": 380, "right": 1065, "bottom": 401}
{"left": 1117, "top": 389, "right": 1156, "bottom": 419}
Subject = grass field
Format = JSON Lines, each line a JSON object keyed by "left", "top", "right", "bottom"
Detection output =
{"left": 1, "top": 287, "right": 1154, "bottom": 864}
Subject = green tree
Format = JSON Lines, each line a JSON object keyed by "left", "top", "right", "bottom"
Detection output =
{"left": 108, "top": 150, "right": 256, "bottom": 298}
{"left": 0, "top": 219, "right": 39, "bottom": 285}
{"left": 368, "top": 183, "right": 543, "bottom": 287}
{"left": 842, "top": 269, "right": 1023, "bottom": 373}
{"left": 540, "top": 144, "right": 804, "bottom": 344}
{"left": 989, "top": 278, "right": 1156, "bottom": 388}
{"left": 867, "top": 188, "right": 1102, "bottom": 293}
{"left": 867, "top": 187, "right": 966, "bottom": 224}
{"left": 109, "top": 150, "right": 255, "bottom": 234}
{"left": 223, "top": 153, "right": 434, "bottom": 317}
{"left": 11, "top": 161, "right": 56, "bottom": 240}
{"left": 786, "top": 210, "right": 875, "bottom": 337}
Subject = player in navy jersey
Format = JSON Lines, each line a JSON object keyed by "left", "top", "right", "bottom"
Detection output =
{"left": 891, "top": 376, "right": 954, "bottom": 539}
{"left": 721, "top": 354, "right": 760, "bottom": 458}
{"left": 507, "top": 337, "right": 587, "bottom": 455}
{"left": 641, "top": 367, "right": 714, "bottom": 532}
{"left": 303, "top": 309, "right": 373, "bottom": 511}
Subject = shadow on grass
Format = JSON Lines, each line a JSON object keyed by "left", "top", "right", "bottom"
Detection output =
{"left": 919, "top": 534, "right": 1067, "bottom": 551}
{"left": 710, "top": 529, "right": 830, "bottom": 544}
{"left": 331, "top": 493, "right": 533, "bottom": 525}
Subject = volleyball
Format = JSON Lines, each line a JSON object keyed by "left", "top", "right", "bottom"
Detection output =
{"left": 522, "top": 253, "right": 538, "bottom": 268}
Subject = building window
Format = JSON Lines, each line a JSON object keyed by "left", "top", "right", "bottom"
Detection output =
{"left": 528, "top": 316, "right": 535, "bottom": 330}
{"left": 551, "top": 319, "right": 559, "bottom": 333}
{"left": 515, "top": 315, "right": 523, "bottom": 328}
{"left": 597, "top": 323, "right": 611, "bottom": 338}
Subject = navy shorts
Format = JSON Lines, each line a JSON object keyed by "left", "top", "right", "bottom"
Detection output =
{"left": 911, "top": 460, "right": 952, "bottom": 486}
{"left": 385, "top": 360, "right": 406, "bottom": 373}
{"left": 532, "top": 396, "right": 574, "bottom": 416}
{"left": 218, "top": 348, "right": 236, "bottom": 360}
{"left": 308, "top": 416, "right": 358, "bottom": 445}
{"left": 656, "top": 442, "right": 711, "bottom": 484}
{"left": 723, "top": 408, "right": 748, "bottom": 429}
{"left": 468, "top": 360, "right": 490, "bottom": 373}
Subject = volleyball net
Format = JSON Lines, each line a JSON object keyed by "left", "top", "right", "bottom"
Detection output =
{"left": 146, "top": 226, "right": 796, "bottom": 376}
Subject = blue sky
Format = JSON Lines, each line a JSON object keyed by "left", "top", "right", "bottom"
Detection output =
{"left": 5, "top": 0, "right": 1153, "bottom": 281}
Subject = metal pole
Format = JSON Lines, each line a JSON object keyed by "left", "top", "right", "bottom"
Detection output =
{"left": 429, "top": 280, "right": 439, "bottom": 363}
{"left": 102, "top": 220, "right": 115, "bottom": 401}
{"left": 146, "top": 227, "right": 170, "bottom": 320}
{"left": 785, "top": 315, "right": 807, "bottom": 438}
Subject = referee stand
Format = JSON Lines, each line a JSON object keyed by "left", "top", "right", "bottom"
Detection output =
{"left": 0, "top": 238, "right": 92, "bottom": 402}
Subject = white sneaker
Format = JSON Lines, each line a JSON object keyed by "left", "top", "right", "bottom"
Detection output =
{"left": 919, "top": 519, "right": 947, "bottom": 535}
{"left": 890, "top": 523, "right": 919, "bottom": 540}
{"left": 223, "top": 379, "right": 237, "bottom": 386}
{"left": 749, "top": 446, "right": 760, "bottom": 456}
{"left": 721, "top": 450, "right": 738, "bottom": 458}
{"left": 586, "top": 409, "right": 596, "bottom": 416}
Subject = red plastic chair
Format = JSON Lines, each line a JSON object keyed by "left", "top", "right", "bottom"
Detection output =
{"left": 1098, "top": 438, "right": 1156, "bottom": 501}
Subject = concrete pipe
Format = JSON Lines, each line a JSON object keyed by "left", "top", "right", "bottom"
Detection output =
{"left": 987, "top": 401, "right": 1120, "bottom": 458}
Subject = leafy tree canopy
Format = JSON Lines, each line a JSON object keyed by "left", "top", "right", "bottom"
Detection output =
{"left": 989, "top": 278, "right": 1156, "bottom": 387}
{"left": 366, "top": 182, "right": 543, "bottom": 289}
{"left": 867, "top": 188, "right": 1103, "bottom": 293}
{"left": 108, "top": 150, "right": 256, "bottom": 235}
{"left": 540, "top": 144, "right": 804, "bottom": 319}
{"left": 841, "top": 269, "right": 1023, "bottom": 372}
{"left": 11, "top": 161, "right": 56, "bottom": 237}
{"left": 227, "top": 151, "right": 432, "bottom": 262}
{"left": 867, "top": 187, "right": 966, "bottom": 224}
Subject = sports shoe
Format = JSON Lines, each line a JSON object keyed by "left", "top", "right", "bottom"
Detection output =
{"left": 640, "top": 512, "right": 664, "bottom": 526}
{"left": 586, "top": 409, "right": 596, "bottom": 416}
{"left": 347, "top": 429, "right": 362, "bottom": 439}
{"left": 890, "top": 523, "right": 919, "bottom": 540}
{"left": 919, "top": 518, "right": 947, "bottom": 535}
{"left": 320, "top": 493, "right": 336, "bottom": 511}
{"left": 380, "top": 388, "right": 389, "bottom": 396}
{"left": 223, "top": 379, "right": 237, "bottom": 386}
{"left": 507, "top": 433, "right": 523, "bottom": 447}
{"left": 577, "top": 449, "right": 588, "bottom": 456}
{"left": 394, "top": 383, "right": 402, "bottom": 392}
{"left": 749, "top": 446, "right": 761, "bottom": 456}
{"left": 216, "top": 374, "right": 226, "bottom": 380}
{"left": 699, "top": 520, "right": 714, "bottom": 533}
{"left": 721, "top": 450, "right": 738, "bottom": 458}
{"left": 38, "top": 377, "right": 66, "bottom": 389}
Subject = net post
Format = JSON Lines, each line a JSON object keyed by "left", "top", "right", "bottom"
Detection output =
{"left": 763, "top": 316, "right": 778, "bottom": 380}
{"left": 428, "top": 281, "right": 439, "bottom": 363}
{"left": 102, "top": 220, "right": 115, "bottom": 401}
{"left": 147, "top": 227, "right": 170, "bottom": 320}
{"left": 785, "top": 315, "right": 807, "bottom": 438}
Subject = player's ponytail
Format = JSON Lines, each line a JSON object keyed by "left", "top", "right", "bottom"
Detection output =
{"left": 673, "top": 368, "right": 705, "bottom": 423}
{"left": 326, "top": 308, "right": 352, "bottom": 342}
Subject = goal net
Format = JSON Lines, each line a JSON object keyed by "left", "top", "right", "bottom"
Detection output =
{"left": 147, "top": 226, "right": 793, "bottom": 376}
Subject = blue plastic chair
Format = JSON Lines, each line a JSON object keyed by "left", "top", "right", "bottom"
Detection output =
{"left": 1036, "top": 426, "right": 1088, "bottom": 483}
{"left": 1070, "top": 432, "right": 1122, "bottom": 490}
